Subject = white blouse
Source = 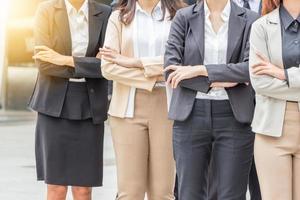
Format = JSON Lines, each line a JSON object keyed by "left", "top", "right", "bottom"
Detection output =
{"left": 64, "top": 0, "right": 89, "bottom": 82}
{"left": 196, "top": 0, "right": 230, "bottom": 100}
{"left": 125, "top": 1, "right": 171, "bottom": 118}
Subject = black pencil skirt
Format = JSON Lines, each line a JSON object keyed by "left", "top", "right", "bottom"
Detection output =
{"left": 35, "top": 113, "right": 104, "bottom": 187}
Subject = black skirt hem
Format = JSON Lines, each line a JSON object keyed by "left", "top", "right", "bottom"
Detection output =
{"left": 35, "top": 113, "right": 104, "bottom": 188}
{"left": 37, "top": 178, "right": 103, "bottom": 187}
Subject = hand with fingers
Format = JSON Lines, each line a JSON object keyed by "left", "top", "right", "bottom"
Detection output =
{"left": 98, "top": 46, "right": 143, "bottom": 68}
{"left": 164, "top": 65, "right": 207, "bottom": 88}
{"left": 164, "top": 65, "right": 239, "bottom": 89}
{"left": 33, "top": 46, "right": 74, "bottom": 67}
{"left": 251, "top": 52, "right": 286, "bottom": 80}
{"left": 210, "top": 82, "right": 239, "bottom": 88}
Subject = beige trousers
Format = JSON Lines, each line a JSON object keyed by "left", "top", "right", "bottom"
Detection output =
{"left": 255, "top": 102, "right": 300, "bottom": 200}
{"left": 109, "top": 88, "right": 175, "bottom": 200}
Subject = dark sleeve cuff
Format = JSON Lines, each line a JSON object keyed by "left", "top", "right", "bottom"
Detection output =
{"left": 180, "top": 77, "right": 211, "bottom": 93}
{"left": 205, "top": 63, "right": 250, "bottom": 83}
{"left": 205, "top": 64, "right": 218, "bottom": 82}
{"left": 73, "top": 57, "right": 102, "bottom": 78}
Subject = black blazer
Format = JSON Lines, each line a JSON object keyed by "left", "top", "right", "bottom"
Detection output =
{"left": 164, "top": 1, "right": 259, "bottom": 124}
{"left": 29, "top": 0, "right": 112, "bottom": 124}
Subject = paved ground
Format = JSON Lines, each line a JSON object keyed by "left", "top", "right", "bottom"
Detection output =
{"left": 0, "top": 118, "right": 117, "bottom": 200}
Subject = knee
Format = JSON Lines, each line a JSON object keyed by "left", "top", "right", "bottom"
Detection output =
{"left": 147, "top": 193, "right": 174, "bottom": 200}
{"left": 147, "top": 187, "right": 174, "bottom": 200}
{"left": 47, "top": 185, "right": 67, "bottom": 198}
{"left": 117, "top": 183, "right": 146, "bottom": 199}
{"left": 72, "top": 186, "right": 92, "bottom": 197}
{"left": 147, "top": 180, "right": 174, "bottom": 200}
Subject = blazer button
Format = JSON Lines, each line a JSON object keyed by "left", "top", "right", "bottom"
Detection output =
{"left": 90, "top": 89, "right": 95, "bottom": 93}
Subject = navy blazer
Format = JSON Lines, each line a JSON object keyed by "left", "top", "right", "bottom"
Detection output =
{"left": 29, "top": 0, "right": 111, "bottom": 124}
{"left": 164, "top": 1, "right": 259, "bottom": 123}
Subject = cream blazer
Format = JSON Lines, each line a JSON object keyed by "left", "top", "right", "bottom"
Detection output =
{"left": 249, "top": 8, "right": 300, "bottom": 137}
{"left": 101, "top": 11, "right": 164, "bottom": 118}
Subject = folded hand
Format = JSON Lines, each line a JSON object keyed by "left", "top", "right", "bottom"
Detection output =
{"left": 98, "top": 46, "right": 142, "bottom": 68}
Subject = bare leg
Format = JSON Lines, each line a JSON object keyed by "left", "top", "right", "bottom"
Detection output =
{"left": 47, "top": 184, "right": 68, "bottom": 200}
{"left": 72, "top": 186, "right": 92, "bottom": 200}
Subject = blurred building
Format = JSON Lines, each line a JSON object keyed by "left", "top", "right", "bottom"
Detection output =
{"left": 0, "top": 0, "right": 113, "bottom": 111}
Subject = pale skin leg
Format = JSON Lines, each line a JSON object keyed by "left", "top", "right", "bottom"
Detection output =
{"left": 47, "top": 185, "right": 92, "bottom": 200}
{"left": 47, "top": 185, "right": 68, "bottom": 200}
{"left": 72, "top": 187, "right": 92, "bottom": 200}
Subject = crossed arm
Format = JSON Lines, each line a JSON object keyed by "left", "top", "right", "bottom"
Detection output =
{"left": 99, "top": 11, "right": 166, "bottom": 91}
{"left": 164, "top": 10, "right": 253, "bottom": 92}
{"left": 249, "top": 22, "right": 300, "bottom": 101}
{"left": 33, "top": 4, "right": 104, "bottom": 79}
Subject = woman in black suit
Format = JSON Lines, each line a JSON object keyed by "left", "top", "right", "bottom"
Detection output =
{"left": 31, "top": 0, "right": 111, "bottom": 199}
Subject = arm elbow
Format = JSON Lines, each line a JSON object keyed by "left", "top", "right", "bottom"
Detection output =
{"left": 101, "top": 65, "right": 114, "bottom": 81}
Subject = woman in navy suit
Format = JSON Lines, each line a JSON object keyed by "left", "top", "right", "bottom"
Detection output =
{"left": 164, "top": 0, "right": 259, "bottom": 199}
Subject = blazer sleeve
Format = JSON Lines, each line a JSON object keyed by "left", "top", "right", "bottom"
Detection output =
{"left": 249, "top": 20, "right": 300, "bottom": 101}
{"left": 286, "top": 66, "right": 300, "bottom": 88}
{"left": 101, "top": 11, "right": 157, "bottom": 91}
{"left": 34, "top": 4, "right": 76, "bottom": 79}
{"left": 72, "top": 57, "right": 102, "bottom": 78}
{"left": 72, "top": 7, "right": 112, "bottom": 79}
{"left": 205, "top": 43, "right": 250, "bottom": 83}
{"left": 140, "top": 56, "right": 164, "bottom": 78}
{"left": 164, "top": 10, "right": 210, "bottom": 93}
{"left": 205, "top": 14, "right": 259, "bottom": 83}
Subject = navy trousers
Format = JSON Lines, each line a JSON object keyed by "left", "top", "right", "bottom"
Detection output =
{"left": 173, "top": 100, "right": 255, "bottom": 200}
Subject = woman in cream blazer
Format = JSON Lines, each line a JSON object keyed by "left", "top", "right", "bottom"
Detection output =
{"left": 249, "top": 0, "right": 300, "bottom": 199}
{"left": 98, "top": 0, "right": 185, "bottom": 199}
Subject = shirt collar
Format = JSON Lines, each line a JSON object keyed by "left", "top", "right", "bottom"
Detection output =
{"left": 135, "top": 1, "right": 163, "bottom": 19}
{"left": 238, "top": 0, "right": 249, "bottom": 4}
{"left": 204, "top": 0, "right": 231, "bottom": 22}
{"left": 236, "top": 0, "right": 257, "bottom": 5}
{"left": 64, "top": 0, "right": 89, "bottom": 19}
{"left": 280, "top": 5, "right": 300, "bottom": 31}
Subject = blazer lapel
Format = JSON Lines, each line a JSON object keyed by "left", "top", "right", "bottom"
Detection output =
{"left": 124, "top": 18, "right": 135, "bottom": 57}
{"left": 188, "top": 2, "right": 205, "bottom": 61}
{"left": 54, "top": 0, "right": 72, "bottom": 55}
{"left": 227, "top": 2, "right": 247, "bottom": 63}
{"left": 266, "top": 8, "right": 284, "bottom": 68}
{"left": 258, "top": 0, "right": 262, "bottom": 15}
{"left": 86, "top": 0, "right": 104, "bottom": 56}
